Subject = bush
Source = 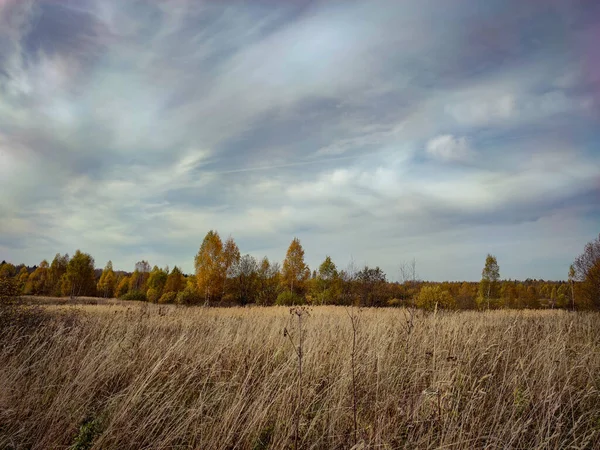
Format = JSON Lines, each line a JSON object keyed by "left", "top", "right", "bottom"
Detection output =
{"left": 416, "top": 286, "right": 455, "bottom": 311}
{"left": 146, "top": 288, "right": 160, "bottom": 303}
{"left": 0, "top": 277, "right": 19, "bottom": 305}
{"left": 275, "top": 290, "right": 304, "bottom": 306}
{"left": 158, "top": 291, "right": 177, "bottom": 304}
{"left": 121, "top": 290, "right": 147, "bottom": 301}
{"left": 387, "top": 298, "right": 403, "bottom": 307}
{"left": 220, "top": 293, "right": 238, "bottom": 307}
{"left": 176, "top": 286, "right": 202, "bottom": 305}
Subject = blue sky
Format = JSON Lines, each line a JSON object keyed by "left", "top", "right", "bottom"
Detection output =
{"left": 1, "top": 0, "right": 599, "bottom": 280}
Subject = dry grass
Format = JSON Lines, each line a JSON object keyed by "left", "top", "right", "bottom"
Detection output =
{"left": 1, "top": 302, "right": 599, "bottom": 449}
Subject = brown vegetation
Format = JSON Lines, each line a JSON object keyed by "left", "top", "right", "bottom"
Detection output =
{"left": 1, "top": 302, "right": 599, "bottom": 449}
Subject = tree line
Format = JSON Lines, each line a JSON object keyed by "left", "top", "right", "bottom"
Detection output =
{"left": 1, "top": 231, "right": 599, "bottom": 310}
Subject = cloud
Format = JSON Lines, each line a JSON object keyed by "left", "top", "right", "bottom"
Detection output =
{"left": 0, "top": 0, "right": 599, "bottom": 280}
{"left": 425, "top": 135, "right": 473, "bottom": 162}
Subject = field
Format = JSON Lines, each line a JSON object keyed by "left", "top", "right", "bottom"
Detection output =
{"left": 1, "top": 301, "right": 599, "bottom": 449}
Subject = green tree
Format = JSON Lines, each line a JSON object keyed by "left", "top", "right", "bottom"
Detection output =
{"left": 282, "top": 238, "right": 310, "bottom": 297}
{"left": 478, "top": 254, "right": 500, "bottom": 309}
{"left": 314, "top": 256, "right": 338, "bottom": 304}
{"left": 63, "top": 250, "right": 96, "bottom": 298}
{"left": 147, "top": 265, "right": 168, "bottom": 298}
{"left": 557, "top": 283, "right": 569, "bottom": 309}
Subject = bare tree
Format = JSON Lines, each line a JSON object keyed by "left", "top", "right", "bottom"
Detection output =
{"left": 571, "top": 234, "right": 600, "bottom": 309}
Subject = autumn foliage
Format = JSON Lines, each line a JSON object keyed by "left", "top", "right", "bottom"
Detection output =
{"left": 1, "top": 231, "right": 599, "bottom": 310}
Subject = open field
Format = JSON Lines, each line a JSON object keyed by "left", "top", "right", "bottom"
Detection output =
{"left": 1, "top": 301, "right": 599, "bottom": 449}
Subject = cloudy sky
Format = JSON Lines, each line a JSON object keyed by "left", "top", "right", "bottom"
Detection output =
{"left": 1, "top": 0, "right": 599, "bottom": 280}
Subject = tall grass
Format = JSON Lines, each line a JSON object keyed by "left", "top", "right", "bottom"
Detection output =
{"left": 1, "top": 303, "right": 599, "bottom": 449}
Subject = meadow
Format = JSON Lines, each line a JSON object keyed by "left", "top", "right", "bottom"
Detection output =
{"left": 1, "top": 301, "right": 599, "bottom": 449}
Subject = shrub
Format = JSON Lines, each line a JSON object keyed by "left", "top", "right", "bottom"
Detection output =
{"left": 0, "top": 277, "right": 19, "bottom": 305}
{"left": 146, "top": 288, "right": 160, "bottom": 303}
{"left": 220, "top": 293, "right": 238, "bottom": 307}
{"left": 276, "top": 290, "right": 304, "bottom": 306}
{"left": 120, "top": 290, "right": 147, "bottom": 301}
{"left": 387, "top": 298, "right": 403, "bottom": 307}
{"left": 175, "top": 286, "right": 202, "bottom": 305}
{"left": 158, "top": 291, "right": 177, "bottom": 304}
{"left": 70, "top": 416, "right": 102, "bottom": 450}
{"left": 416, "top": 286, "right": 455, "bottom": 311}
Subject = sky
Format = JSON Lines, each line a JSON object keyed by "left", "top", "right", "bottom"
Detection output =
{"left": 1, "top": 0, "right": 599, "bottom": 281}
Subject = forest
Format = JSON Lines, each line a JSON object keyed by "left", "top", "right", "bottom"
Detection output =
{"left": 2, "top": 231, "right": 599, "bottom": 310}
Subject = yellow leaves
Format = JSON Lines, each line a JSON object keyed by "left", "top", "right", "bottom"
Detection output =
{"left": 195, "top": 230, "right": 240, "bottom": 303}
{"left": 282, "top": 237, "right": 309, "bottom": 295}
{"left": 416, "top": 286, "right": 456, "bottom": 311}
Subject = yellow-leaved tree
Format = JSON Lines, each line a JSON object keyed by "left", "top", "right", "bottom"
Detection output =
{"left": 282, "top": 237, "right": 310, "bottom": 297}
{"left": 164, "top": 266, "right": 186, "bottom": 294}
{"left": 97, "top": 261, "right": 117, "bottom": 298}
{"left": 195, "top": 231, "right": 240, "bottom": 304}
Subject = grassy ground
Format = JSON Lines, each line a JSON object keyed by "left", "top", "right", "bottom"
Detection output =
{"left": 1, "top": 300, "right": 599, "bottom": 449}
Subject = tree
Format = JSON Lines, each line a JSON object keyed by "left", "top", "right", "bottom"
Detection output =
{"left": 26, "top": 260, "right": 51, "bottom": 295}
{"left": 568, "top": 265, "right": 576, "bottom": 311}
{"left": 479, "top": 254, "right": 500, "bottom": 309}
{"left": 222, "top": 237, "right": 241, "bottom": 276}
{"left": 256, "top": 257, "right": 281, "bottom": 305}
{"left": 164, "top": 266, "right": 186, "bottom": 294}
{"left": 282, "top": 238, "right": 310, "bottom": 296}
{"left": 147, "top": 266, "right": 168, "bottom": 296}
{"left": 0, "top": 263, "right": 19, "bottom": 304}
{"left": 222, "top": 236, "right": 241, "bottom": 298}
{"left": 49, "top": 254, "right": 69, "bottom": 296}
{"left": 116, "top": 275, "right": 130, "bottom": 298}
{"left": 229, "top": 254, "right": 259, "bottom": 305}
{"left": 195, "top": 231, "right": 239, "bottom": 304}
{"left": 0, "top": 276, "right": 19, "bottom": 304}
{"left": 64, "top": 250, "right": 96, "bottom": 298}
{"left": 550, "top": 286, "right": 557, "bottom": 309}
{"left": 457, "top": 281, "right": 477, "bottom": 309}
{"left": 130, "top": 260, "right": 151, "bottom": 293}
{"left": 0, "top": 262, "right": 16, "bottom": 279}
{"left": 571, "top": 234, "right": 600, "bottom": 309}
{"left": 17, "top": 267, "right": 29, "bottom": 293}
{"left": 195, "top": 230, "right": 223, "bottom": 303}
{"left": 97, "top": 261, "right": 117, "bottom": 298}
{"left": 356, "top": 266, "right": 387, "bottom": 307}
{"left": 399, "top": 259, "right": 419, "bottom": 305}
{"left": 416, "top": 285, "right": 455, "bottom": 311}
{"left": 314, "top": 256, "right": 339, "bottom": 304}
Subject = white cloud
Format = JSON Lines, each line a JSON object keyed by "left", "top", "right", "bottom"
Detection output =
{"left": 425, "top": 135, "right": 472, "bottom": 162}
{"left": 1, "top": 0, "right": 599, "bottom": 280}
